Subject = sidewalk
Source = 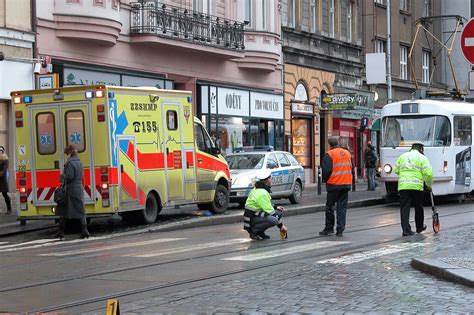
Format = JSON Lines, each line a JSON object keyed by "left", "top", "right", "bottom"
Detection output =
{"left": 411, "top": 245, "right": 474, "bottom": 288}
{"left": 0, "top": 182, "right": 384, "bottom": 237}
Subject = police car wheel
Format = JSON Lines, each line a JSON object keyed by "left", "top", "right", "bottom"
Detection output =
{"left": 209, "top": 184, "right": 229, "bottom": 214}
{"left": 289, "top": 181, "right": 302, "bottom": 204}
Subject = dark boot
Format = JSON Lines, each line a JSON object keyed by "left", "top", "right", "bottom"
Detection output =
{"left": 80, "top": 220, "right": 90, "bottom": 239}
{"left": 54, "top": 217, "right": 66, "bottom": 240}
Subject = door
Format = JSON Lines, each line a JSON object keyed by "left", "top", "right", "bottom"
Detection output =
{"left": 30, "top": 103, "right": 94, "bottom": 205}
{"left": 162, "top": 103, "right": 185, "bottom": 200}
{"left": 117, "top": 136, "right": 139, "bottom": 204}
{"left": 275, "top": 152, "right": 292, "bottom": 194}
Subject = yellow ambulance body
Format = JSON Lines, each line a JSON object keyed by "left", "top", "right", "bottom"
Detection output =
{"left": 12, "top": 85, "right": 231, "bottom": 225}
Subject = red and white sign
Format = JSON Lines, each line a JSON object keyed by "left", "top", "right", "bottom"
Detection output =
{"left": 461, "top": 19, "right": 474, "bottom": 64}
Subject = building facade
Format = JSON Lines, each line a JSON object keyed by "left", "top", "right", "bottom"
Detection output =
{"left": 281, "top": 0, "right": 366, "bottom": 183}
{"left": 35, "top": 0, "right": 283, "bottom": 155}
{"left": 0, "top": 0, "right": 35, "bottom": 190}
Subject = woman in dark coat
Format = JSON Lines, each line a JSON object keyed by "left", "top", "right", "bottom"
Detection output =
{"left": 55, "top": 144, "right": 90, "bottom": 239}
{"left": 0, "top": 146, "right": 12, "bottom": 215}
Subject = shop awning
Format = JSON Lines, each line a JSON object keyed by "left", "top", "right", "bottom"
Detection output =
{"left": 371, "top": 118, "right": 380, "bottom": 131}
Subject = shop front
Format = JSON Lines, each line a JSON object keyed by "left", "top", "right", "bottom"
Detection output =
{"left": 199, "top": 85, "right": 284, "bottom": 156}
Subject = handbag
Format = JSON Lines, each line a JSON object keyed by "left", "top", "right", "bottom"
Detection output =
{"left": 54, "top": 183, "right": 67, "bottom": 205}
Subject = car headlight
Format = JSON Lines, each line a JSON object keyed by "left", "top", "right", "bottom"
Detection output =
{"left": 383, "top": 164, "right": 392, "bottom": 174}
{"left": 233, "top": 177, "right": 253, "bottom": 187}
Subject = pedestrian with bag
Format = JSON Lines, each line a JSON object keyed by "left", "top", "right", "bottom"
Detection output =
{"left": 243, "top": 169, "right": 288, "bottom": 240}
{"left": 0, "top": 146, "right": 12, "bottom": 215}
{"left": 319, "top": 136, "right": 353, "bottom": 237}
{"left": 365, "top": 141, "right": 378, "bottom": 191}
{"left": 54, "top": 144, "right": 90, "bottom": 239}
{"left": 394, "top": 143, "right": 432, "bottom": 236}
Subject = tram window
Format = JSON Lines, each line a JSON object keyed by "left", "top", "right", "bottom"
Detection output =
{"left": 453, "top": 116, "right": 471, "bottom": 146}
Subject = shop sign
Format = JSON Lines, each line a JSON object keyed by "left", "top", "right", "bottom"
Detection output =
{"left": 250, "top": 92, "right": 283, "bottom": 119}
{"left": 292, "top": 103, "right": 313, "bottom": 114}
{"left": 0, "top": 60, "right": 34, "bottom": 99}
{"left": 217, "top": 87, "right": 249, "bottom": 117}
{"left": 122, "top": 75, "right": 165, "bottom": 89}
{"left": 321, "top": 93, "right": 368, "bottom": 110}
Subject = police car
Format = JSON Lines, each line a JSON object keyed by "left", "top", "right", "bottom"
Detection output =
{"left": 225, "top": 146, "right": 305, "bottom": 207}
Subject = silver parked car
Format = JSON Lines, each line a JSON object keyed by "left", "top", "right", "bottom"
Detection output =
{"left": 225, "top": 147, "right": 305, "bottom": 207}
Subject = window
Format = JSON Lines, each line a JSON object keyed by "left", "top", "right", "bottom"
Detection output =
{"left": 194, "top": 123, "right": 212, "bottom": 152}
{"left": 422, "top": 0, "right": 431, "bottom": 17}
{"left": 193, "top": 0, "right": 202, "bottom": 12}
{"left": 400, "top": 46, "right": 408, "bottom": 80}
{"left": 288, "top": 0, "right": 296, "bottom": 28}
{"left": 375, "top": 39, "right": 386, "bottom": 53}
{"left": 329, "top": 0, "right": 335, "bottom": 38}
{"left": 167, "top": 110, "right": 178, "bottom": 130}
{"left": 399, "top": 0, "right": 409, "bottom": 11}
{"left": 193, "top": 0, "right": 213, "bottom": 14}
{"left": 36, "top": 113, "right": 56, "bottom": 155}
{"left": 244, "top": 0, "right": 252, "bottom": 27}
{"left": 276, "top": 153, "right": 291, "bottom": 167}
{"left": 422, "top": 51, "right": 430, "bottom": 84}
{"left": 347, "top": 1, "right": 353, "bottom": 42}
{"left": 286, "top": 153, "right": 300, "bottom": 166}
{"left": 374, "top": 0, "right": 386, "bottom": 4}
{"left": 266, "top": 153, "right": 278, "bottom": 169}
{"left": 454, "top": 116, "right": 471, "bottom": 146}
{"left": 65, "top": 110, "right": 85, "bottom": 153}
{"left": 261, "top": 0, "right": 266, "bottom": 30}
{"left": 310, "top": 0, "right": 317, "bottom": 32}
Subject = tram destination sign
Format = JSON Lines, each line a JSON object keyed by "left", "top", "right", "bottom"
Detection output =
{"left": 321, "top": 93, "right": 368, "bottom": 110}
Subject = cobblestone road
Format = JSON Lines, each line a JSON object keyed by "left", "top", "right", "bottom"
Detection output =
{"left": 115, "top": 226, "right": 473, "bottom": 314}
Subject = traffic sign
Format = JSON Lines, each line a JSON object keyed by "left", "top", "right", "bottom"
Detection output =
{"left": 461, "top": 18, "right": 474, "bottom": 64}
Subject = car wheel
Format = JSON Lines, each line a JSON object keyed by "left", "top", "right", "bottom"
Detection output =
{"left": 289, "top": 181, "right": 302, "bottom": 204}
{"left": 209, "top": 184, "right": 229, "bottom": 214}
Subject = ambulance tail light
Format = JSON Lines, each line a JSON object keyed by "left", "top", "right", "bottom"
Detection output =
{"left": 18, "top": 174, "right": 28, "bottom": 210}
{"left": 19, "top": 187, "right": 26, "bottom": 194}
{"left": 20, "top": 195, "right": 27, "bottom": 203}
{"left": 15, "top": 111, "right": 23, "bottom": 127}
{"left": 97, "top": 105, "right": 105, "bottom": 122}
{"left": 100, "top": 167, "right": 110, "bottom": 207}
{"left": 19, "top": 179, "right": 27, "bottom": 187}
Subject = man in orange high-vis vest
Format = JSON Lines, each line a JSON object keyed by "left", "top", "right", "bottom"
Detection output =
{"left": 319, "top": 137, "right": 353, "bottom": 236}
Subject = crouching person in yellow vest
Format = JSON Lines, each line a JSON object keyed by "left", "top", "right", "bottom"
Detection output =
{"left": 394, "top": 143, "right": 433, "bottom": 236}
{"left": 243, "top": 170, "right": 288, "bottom": 240}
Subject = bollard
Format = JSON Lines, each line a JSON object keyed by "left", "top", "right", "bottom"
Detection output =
{"left": 317, "top": 166, "right": 322, "bottom": 195}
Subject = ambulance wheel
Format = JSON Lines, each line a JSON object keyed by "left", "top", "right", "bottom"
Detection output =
{"left": 289, "top": 181, "right": 302, "bottom": 204}
{"left": 140, "top": 193, "right": 159, "bottom": 224}
{"left": 209, "top": 184, "right": 229, "bottom": 214}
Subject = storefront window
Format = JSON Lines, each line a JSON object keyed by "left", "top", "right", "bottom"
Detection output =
{"left": 292, "top": 118, "right": 311, "bottom": 167}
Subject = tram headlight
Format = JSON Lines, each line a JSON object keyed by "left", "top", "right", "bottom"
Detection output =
{"left": 383, "top": 164, "right": 392, "bottom": 174}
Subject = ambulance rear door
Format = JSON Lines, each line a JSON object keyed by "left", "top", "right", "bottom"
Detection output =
{"left": 30, "top": 102, "right": 95, "bottom": 206}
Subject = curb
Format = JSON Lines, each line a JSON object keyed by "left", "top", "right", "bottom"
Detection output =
{"left": 411, "top": 258, "right": 474, "bottom": 288}
{"left": 151, "top": 197, "right": 386, "bottom": 233}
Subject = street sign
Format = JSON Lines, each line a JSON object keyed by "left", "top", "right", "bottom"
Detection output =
{"left": 461, "top": 18, "right": 474, "bottom": 64}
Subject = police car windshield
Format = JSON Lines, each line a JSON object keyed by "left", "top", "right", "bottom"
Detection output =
{"left": 382, "top": 115, "right": 451, "bottom": 147}
{"left": 225, "top": 154, "right": 265, "bottom": 170}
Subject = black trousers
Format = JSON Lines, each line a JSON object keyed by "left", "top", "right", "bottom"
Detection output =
{"left": 325, "top": 189, "right": 349, "bottom": 231}
{"left": 2, "top": 192, "right": 11, "bottom": 211}
{"left": 399, "top": 190, "right": 424, "bottom": 233}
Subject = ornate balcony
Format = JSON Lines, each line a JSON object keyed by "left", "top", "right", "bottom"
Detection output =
{"left": 130, "top": 2, "right": 245, "bottom": 55}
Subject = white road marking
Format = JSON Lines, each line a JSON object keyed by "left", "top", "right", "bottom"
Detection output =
{"left": 465, "top": 37, "right": 474, "bottom": 47}
{"left": 0, "top": 239, "right": 58, "bottom": 250}
{"left": 222, "top": 241, "right": 350, "bottom": 261}
{"left": 125, "top": 238, "right": 251, "bottom": 258}
{"left": 316, "top": 242, "right": 428, "bottom": 265}
{"left": 39, "top": 238, "right": 185, "bottom": 257}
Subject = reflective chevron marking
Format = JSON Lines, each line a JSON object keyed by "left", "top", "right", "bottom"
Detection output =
{"left": 316, "top": 242, "right": 428, "bottom": 265}
{"left": 222, "top": 241, "right": 350, "bottom": 261}
{"left": 124, "top": 238, "right": 252, "bottom": 258}
{"left": 39, "top": 238, "right": 185, "bottom": 257}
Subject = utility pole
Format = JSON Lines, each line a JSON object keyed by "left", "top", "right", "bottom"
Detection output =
{"left": 387, "top": 0, "right": 392, "bottom": 103}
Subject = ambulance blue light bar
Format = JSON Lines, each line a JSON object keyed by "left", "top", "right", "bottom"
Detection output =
{"left": 23, "top": 96, "right": 32, "bottom": 103}
{"left": 85, "top": 91, "right": 94, "bottom": 99}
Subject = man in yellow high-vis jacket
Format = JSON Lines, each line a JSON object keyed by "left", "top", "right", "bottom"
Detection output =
{"left": 394, "top": 143, "right": 433, "bottom": 236}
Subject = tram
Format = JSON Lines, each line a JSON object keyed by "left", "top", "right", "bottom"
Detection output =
{"left": 380, "top": 98, "right": 474, "bottom": 200}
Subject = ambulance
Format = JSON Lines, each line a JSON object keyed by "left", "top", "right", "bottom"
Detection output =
{"left": 12, "top": 85, "right": 231, "bottom": 225}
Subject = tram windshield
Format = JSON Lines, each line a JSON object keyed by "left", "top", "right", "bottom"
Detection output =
{"left": 382, "top": 115, "right": 451, "bottom": 147}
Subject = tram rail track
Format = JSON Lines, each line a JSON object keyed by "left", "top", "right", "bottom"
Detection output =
{"left": 4, "top": 206, "right": 471, "bottom": 313}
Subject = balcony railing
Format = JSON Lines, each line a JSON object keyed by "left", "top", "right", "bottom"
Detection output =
{"left": 130, "top": 1, "right": 245, "bottom": 51}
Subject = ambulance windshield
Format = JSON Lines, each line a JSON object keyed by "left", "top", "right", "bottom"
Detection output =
{"left": 382, "top": 115, "right": 451, "bottom": 147}
{"left": 225, "top": 154, "right": 265, "bottom": 170}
